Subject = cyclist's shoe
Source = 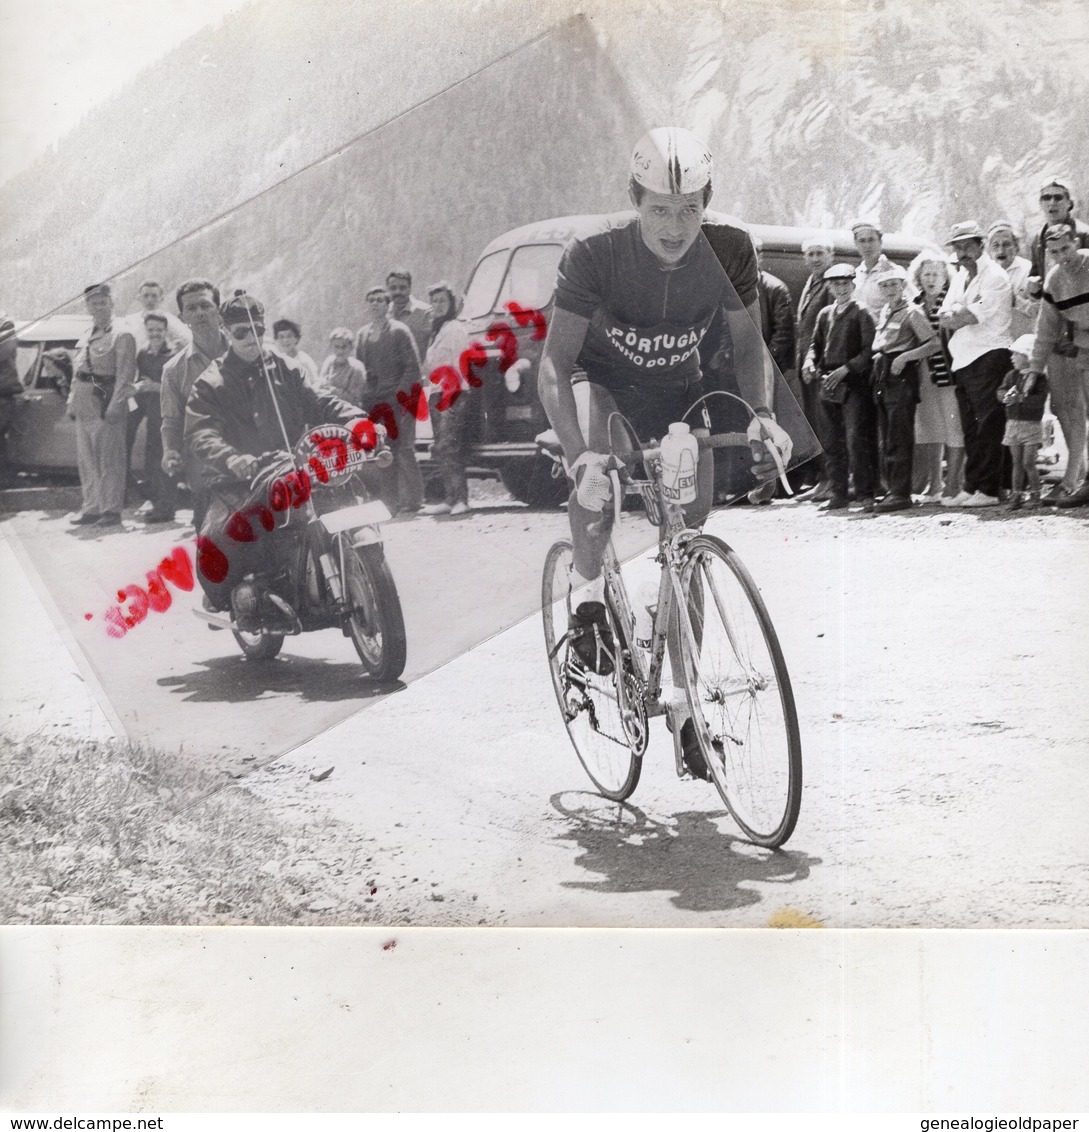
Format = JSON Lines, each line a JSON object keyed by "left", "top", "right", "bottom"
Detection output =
{"left": 679, "top": 718, "right": 712, "bottom": 782}
{"left": 567, "top": 601, "right": 615, "bottom": 676}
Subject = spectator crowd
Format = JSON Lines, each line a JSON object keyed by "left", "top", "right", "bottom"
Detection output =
{"left": 11, "top": 266, "right": 473, "bottom": 531}
{"left": 2, "top": 175, "right": 1087, "bottom": 534}
{"left": 764, "top": 176, "right": 1089, "bottom": 513}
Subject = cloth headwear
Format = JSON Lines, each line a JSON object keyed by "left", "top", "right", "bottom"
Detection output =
{"left": 802, "top": 235, "right": 835, "bottom": 252}
{"left": 1044, "top": 222, "right": 1077, "bottom": 242}
{"left": 872, "top": 265, "right": 908, "bottom": 285}
{"left": 823, "top": 262, "right": 856, "bottom": 280}
{"left": 219, "top": 289, "right": 265, "bottom": 326}
{"left": 1039, "top": 176, "right": 1073, "bottom": 196}
{"left": 986, "top": 220, "right": 1018, "bottom": 242}
{"left": 850, "top": 219, "right": 883, "bottom": 237}
{"left": 946, "top": 221, "right": 986, "bottom": 245}
{"left": 1010, "top": 333, "right": 1036, "bottom": 358}
{"left": 630, "top": 127, "right": 713, "bottom": 196}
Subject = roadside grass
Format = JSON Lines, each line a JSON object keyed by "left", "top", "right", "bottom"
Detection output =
{"left": 0, "top": 731, "right": 382, "bottom": 925}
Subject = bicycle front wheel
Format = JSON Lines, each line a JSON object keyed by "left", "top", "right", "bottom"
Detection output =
{"left": 676, "top": 534, "right": 801, "bottom": 847}
{"left": 541, "top": 539, "right": 643, "bottom": 801}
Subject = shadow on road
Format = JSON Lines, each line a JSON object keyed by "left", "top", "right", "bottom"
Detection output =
{"left": 158, "top": 653, "right": 406, "bottom": 704}
{"left": 549, "top": 790, "right": 819, "bottom": 914}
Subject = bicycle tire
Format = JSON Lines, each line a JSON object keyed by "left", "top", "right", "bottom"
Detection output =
{"left": 676, "top": 534, "right": 802, "bottom": 847}
{"left": 342, "top": 540, "right": 407, "bottom": 682}
{"left": 541, "top": 539, "right": 643, "bottom": 801}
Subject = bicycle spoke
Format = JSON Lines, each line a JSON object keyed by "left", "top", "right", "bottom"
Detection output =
{"left": 541, "top": 540, "right": 643, "bottom": 801}
{"left": 679, "top": 536, "right": 802, "bottom": 847}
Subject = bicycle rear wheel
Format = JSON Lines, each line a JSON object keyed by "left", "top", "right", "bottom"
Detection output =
{"left": 676, "top": 534, "right": 801, "bottom": 847}
{"left": 541, "top": 539, "right": 644, "bottom": 801}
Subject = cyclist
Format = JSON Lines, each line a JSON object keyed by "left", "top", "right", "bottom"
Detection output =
{"left": 538, "top": 126, "right": 794, "bottom": 775}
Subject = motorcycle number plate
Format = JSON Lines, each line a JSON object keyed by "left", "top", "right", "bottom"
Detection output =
{"left": 320, "top": 500, "right": 392, "bottom": 533}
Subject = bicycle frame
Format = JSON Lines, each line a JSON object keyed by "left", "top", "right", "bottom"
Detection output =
{"left": 597, "top": 426, "right": 753, "bottom": 720}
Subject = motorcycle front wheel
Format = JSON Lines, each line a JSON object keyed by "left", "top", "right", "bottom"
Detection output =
{"left": 341, "top": 540, "right": 407, "bottom": 682}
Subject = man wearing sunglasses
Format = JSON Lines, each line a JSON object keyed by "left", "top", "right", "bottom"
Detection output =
{"left": 1026, "top": 178, "right": 1089, "bottom": 505}
{"left": 184, "top": 290, "right": 367, "bottom": 615}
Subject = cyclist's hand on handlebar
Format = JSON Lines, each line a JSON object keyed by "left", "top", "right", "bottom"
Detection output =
{"left": 569, "top": 450, "right": 616, "bottom": 512}
{"left": 747, "top": 413, "right": 794, "bottom": 476}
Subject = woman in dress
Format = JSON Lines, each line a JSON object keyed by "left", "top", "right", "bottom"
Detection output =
{"left": 420, "top": 282, "right": 472, "bottom": 516}
{"left": 908, "top": 252, "right": 966, "bottom": 504}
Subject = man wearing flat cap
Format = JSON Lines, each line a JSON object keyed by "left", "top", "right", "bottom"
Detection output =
{"left": 184, "top": 290, "right": 367, "bottom": 613}
{"left": 850, "top": 220, "right": 895, "bottom": 317}
{"left": 938, "top": 222, "right": 1013, "bottom": 507}
{"left": 802, "top": 262, "right": 878, "bottom": 512}
{"left": 870, "top": 264, "right": 942, "bottom": 512}
{"left": 67, "top": 282, "right": 136, "bottom": 526}
{"left": 986, "top": 221, "right": 1037, "bottom": 339}
{"left": 1025, "top": 178, "right": 1089, "bottom": 505}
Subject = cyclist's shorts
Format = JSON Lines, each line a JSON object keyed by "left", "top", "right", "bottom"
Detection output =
{"left": 581, "top": 374, "right": 710, "bottom": 447}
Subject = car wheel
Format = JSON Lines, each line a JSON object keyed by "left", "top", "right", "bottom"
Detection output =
{"left": 499, "top": 457, "right": 569, "bottom": 508}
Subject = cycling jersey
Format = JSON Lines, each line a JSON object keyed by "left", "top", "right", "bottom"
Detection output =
{"left": 553, "top": 210, "right": 758, "bottom": 389}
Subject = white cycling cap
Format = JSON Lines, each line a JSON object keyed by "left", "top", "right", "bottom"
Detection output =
{"left": 630, "top": 127, "right": 713, "bottom": 196}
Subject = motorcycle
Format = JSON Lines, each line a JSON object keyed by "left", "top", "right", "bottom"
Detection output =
{"left": 193, "top": 423, "right": 408, "bottom": 682}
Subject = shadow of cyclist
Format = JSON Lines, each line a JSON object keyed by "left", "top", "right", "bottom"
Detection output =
{"left": 549, "top": 790, "right": 819, "bottom": 914}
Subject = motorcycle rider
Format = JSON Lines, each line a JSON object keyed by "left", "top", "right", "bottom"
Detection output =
{"left": 185, "top": 290, "right": 369, "bottom": 626}
{"left": 538, "top": 126, "right": 795, "bottom": 777}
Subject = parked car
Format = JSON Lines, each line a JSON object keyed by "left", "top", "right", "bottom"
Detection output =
{"left": 418, "top": 216, "right": 933, "bottom": 505}
{"left": 4, "top": 313, "right": 147, "bottom": 475}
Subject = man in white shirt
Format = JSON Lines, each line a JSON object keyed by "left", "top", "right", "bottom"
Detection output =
{"left": 939, "top": 221, "right": 1013, "bottom": 507}
{"left": 126, "top": 279, "right": 191, "bottom": 352}
{"left": 850, "top": 219, "right": 895, "bottom": 316}
{"left": 986, "top": 221, "right": 1038, "bottom": 339}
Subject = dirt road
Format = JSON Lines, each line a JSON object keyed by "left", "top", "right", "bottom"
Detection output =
{"left": 4, "top": 496, "right": 1088, "bottom": 927}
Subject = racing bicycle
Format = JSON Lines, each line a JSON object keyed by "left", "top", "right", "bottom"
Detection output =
{"left": 539, "top": 406, "right": 802, "bottom": 848}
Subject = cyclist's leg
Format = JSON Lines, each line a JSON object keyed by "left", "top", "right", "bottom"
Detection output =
{"left": 567, "top": 380, "right": 623, "bottom": 582}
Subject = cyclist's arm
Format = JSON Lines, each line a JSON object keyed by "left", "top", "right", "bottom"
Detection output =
{"left": 539, "top": 305, "right": 592, "bottom": 462}
{"left": 723, "top": 297, "right": 776, "bottom": 415}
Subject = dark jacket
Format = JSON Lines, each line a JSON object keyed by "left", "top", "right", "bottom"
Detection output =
{"left": 795, "top": 275, "right": 835, "bottom": 373}
{"left": 805, "top": 299, "right": 875, "bottom": 380}
{"left": 185, "top": 347, "right": 360, "bottom": 489}
{"left": 757, "top": 270, "right": 796, "bottom": 374}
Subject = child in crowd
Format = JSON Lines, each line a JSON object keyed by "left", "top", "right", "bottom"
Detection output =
{"left": 997, "top": 334, "right": 1049, "bottom": 510}
{"left": 319, "top": 327, "right": 367, "bottom": 407}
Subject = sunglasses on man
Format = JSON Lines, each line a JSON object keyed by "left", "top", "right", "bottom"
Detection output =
{"left": 229, "top": 323, "right": 265, "bottom": 341}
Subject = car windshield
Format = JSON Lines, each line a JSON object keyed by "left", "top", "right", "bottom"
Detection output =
{"left": 15, "top": 344, "right": 40, "bottom": 387}
{"left": 462, "top": 251, "right": 510, "bottom": 321}
{"left": 462, "top": 243, "right": 564, "bottom": 320}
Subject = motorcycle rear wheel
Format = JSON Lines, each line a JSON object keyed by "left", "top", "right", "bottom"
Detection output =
{"left": 342, "top": 541, "right": 407, "bottom": 682}
{"left": 232, "top": 627, "right": 284, "bottom": 661}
